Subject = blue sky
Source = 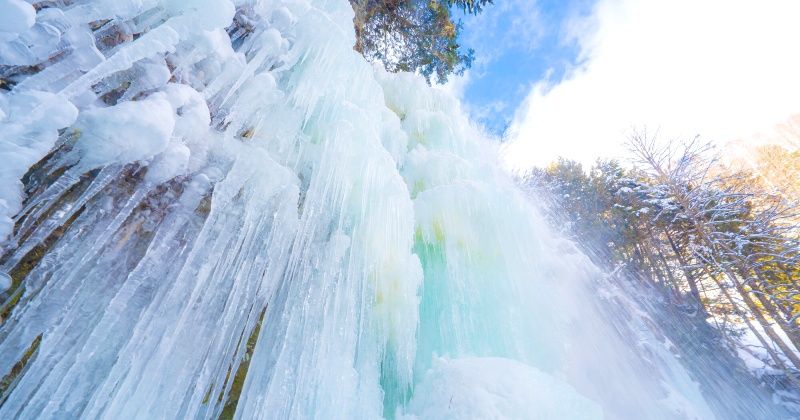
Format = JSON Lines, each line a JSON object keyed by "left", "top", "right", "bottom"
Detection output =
{"left": 453, "top": 0, "right": 594, "bottom": 136}
{"left": 450, "top": 0, "right": 800, "bottom": 170}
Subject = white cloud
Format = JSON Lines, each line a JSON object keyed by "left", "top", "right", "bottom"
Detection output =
{"left": 502, "top": 0, "right": 800, "bottom": 171}
{"left": 438, "top": 69, "right": 471, "bottom": 100}
{"left": 462, "top": 0, "right": 545, "bottom": 64}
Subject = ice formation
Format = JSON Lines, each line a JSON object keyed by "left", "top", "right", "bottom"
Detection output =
{"left": 403, "top": 357, "right": 603, "bottom": 419}
{"left": 0, "top": 0, "right": 791, "bottom": 419}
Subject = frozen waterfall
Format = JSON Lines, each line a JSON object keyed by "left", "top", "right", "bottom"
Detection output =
{"left": 0, "top": 0, "right": 791, "bottom": 418}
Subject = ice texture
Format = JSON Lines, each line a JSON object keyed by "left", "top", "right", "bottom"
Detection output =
{"left": 72, "top": 97, "right": 176, "bottom": 170}
{"left": 0, "top": 0, "right": 35, "bottom": 40}
{"left": 0, "top": 91, "right": 78, "bottom": 249}
{"left": 0, "top": 0, "right": 792, "bottom": 419}
{"left": 403, "top": 357, "right": 603, "bottom": 420}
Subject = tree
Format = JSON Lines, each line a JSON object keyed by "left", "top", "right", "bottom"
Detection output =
{"left": 351, "top": 0, "right": 493, "bottom": 83}
{"left": 627, "top": 133, "right": 800, "bottom": 378}
{"left": 524, "top": 133, "right": 800, "bottom": 388}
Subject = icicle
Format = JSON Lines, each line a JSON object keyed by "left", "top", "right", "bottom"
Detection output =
{"left": 0, "top": 0, "right": 792, "bottom": 419}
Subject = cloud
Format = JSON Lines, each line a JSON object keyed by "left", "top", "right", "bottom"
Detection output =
{"left": 461, "top": 0, "right": 545, "bottom": 65}
{"left": 438, "top": 69, "right": 471, "bottom": 100}
{"left": 502, "top": 0, "right": 800, "bottom": 170}
{"left": 448, "top": 0, "right": 550, "bottom": 133}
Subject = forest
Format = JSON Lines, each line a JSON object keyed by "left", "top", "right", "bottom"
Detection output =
{"left": 525, "top": 134, "right": 800, "bottom": 395}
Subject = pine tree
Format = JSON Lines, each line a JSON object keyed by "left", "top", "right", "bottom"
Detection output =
{"left": 524, "top": 133, "right": 800, "bottom": 387}
{"left": 351, "top": 0, "right": 493, "bottom": 83}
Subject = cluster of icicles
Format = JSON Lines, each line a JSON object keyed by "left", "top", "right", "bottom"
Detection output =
{"left": 0, "top": 0, "right": 792, "bottom": 418}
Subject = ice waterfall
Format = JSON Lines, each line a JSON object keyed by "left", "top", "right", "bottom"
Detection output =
{"left": 0, "top": 0, "right": 790, "bottom": 418}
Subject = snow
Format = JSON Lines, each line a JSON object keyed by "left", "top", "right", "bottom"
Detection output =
{"left": 403, "top": 357, "right": 602, "bottom": 420}
{"left": 72, "top": 98, "right": 175, "bottom": 170}
{"left": 0, "top": 0, "right": 35, "bottom": 41}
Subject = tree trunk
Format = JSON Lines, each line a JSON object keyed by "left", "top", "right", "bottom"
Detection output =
{"left": 652, "top": 236, "right": 682, "bottom": 300}
{"left": 747, "top": 265, "right": 800, "bottom": 354}
{"left": 704, "top": 268, "right": 800, "bottom": 386}
{"left": 664, "top": 229, "right": 704, "bottom": 307}
{"left": 637, "top": 242, "right": 674, "bottom": 302}
{"left": 721, "top": 266, "right": 800, "bottom": 371}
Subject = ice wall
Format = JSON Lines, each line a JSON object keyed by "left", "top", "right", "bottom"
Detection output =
{"left": 0, "top": 0, "right": 790, "bottom": 418}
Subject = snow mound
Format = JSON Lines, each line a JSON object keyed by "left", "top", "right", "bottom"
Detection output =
{"left": 403, "top": 357, "right": 603, "bottom": 420}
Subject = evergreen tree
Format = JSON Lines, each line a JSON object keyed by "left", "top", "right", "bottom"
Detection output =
{"left": 351, "top": 0, "right": 493, "bottom": 83}
{"left": 523, "top": 134, "right": 800, "bottom": 389}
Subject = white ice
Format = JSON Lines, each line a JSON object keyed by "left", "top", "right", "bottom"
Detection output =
{"left": 0, "top": 0, "right": 791, "bottom": 418}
